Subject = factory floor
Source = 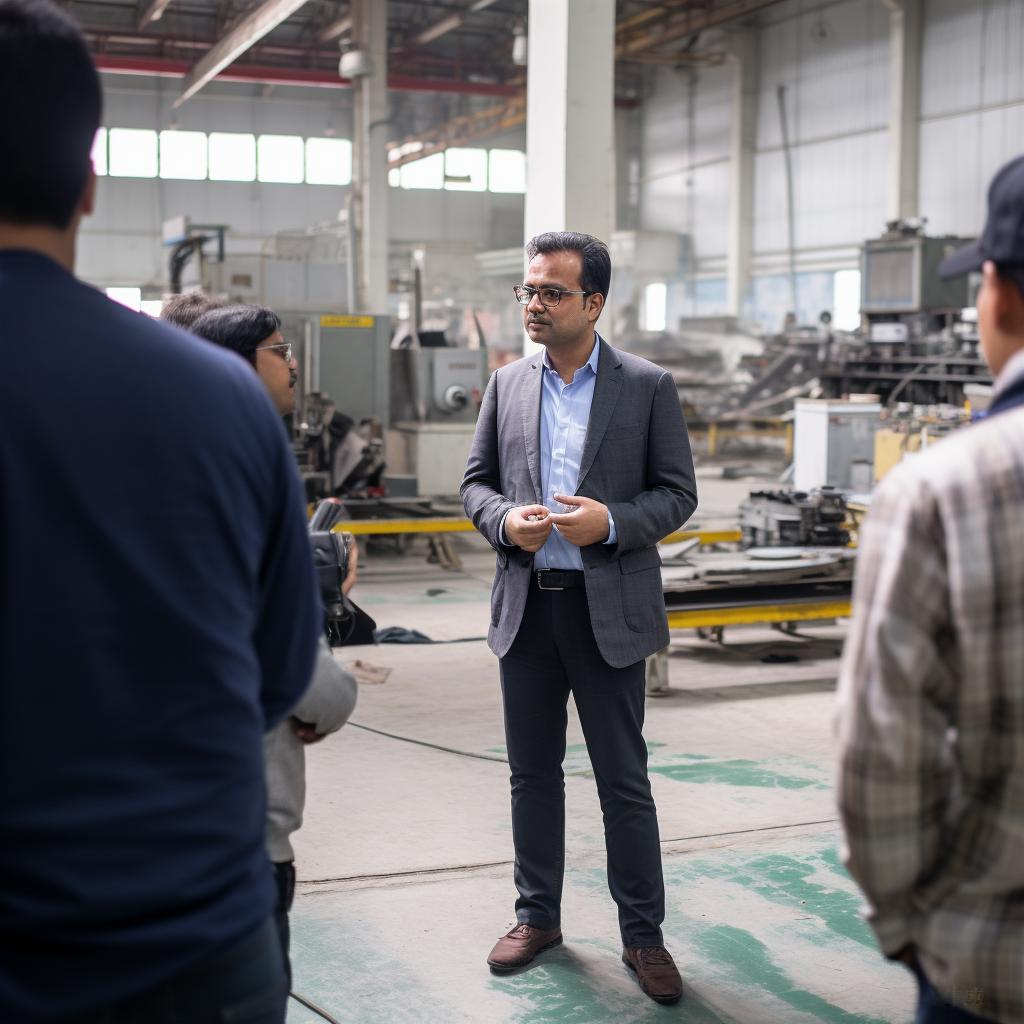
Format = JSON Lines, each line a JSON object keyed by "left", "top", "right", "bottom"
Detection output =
{"left": 285, "top": 466, "right": 915, "bottom": 1024}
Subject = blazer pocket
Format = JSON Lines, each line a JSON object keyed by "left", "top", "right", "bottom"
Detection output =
{"left": 604, "top": 422, "right": 642, "bottom": 441}
{"left": 619, "top": 546, "right": 663, "bottom": 574}
{"left": 619, "top": 547, "right": 662, "bottom": 632}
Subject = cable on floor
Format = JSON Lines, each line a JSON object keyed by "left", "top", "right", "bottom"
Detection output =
{"left": 290, "top": 989, "right": 342, "bottom": 1024}
{"left": 348, "top": 721, "right": 510, "bottom": 763}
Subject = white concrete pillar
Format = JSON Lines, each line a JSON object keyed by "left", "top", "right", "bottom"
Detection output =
{"left": 727, "top": 31, "right": 757, "bottom": 319}
{"left": 351, "top": 0, "right": 389, "bottom": 314}
{"left": 523, "top": 0, "right": 616, "bottom": 350}
{"left": 882, "top": 0, "right": 921, "bottom": 222}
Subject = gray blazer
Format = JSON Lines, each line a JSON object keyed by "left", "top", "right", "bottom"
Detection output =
{"left": 461, "top": 337, "right": 697, "bottom": 669}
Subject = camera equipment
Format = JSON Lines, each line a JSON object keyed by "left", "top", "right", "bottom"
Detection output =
{"left": 308, "top": 498, "right": 375, "bottom": 646}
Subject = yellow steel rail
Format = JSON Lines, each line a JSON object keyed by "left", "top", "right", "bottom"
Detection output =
{"left": 666, "top": 598, "right": 851, "bottom": 630}
{"left": 331, "top": 517, "right": 742, "bottom": 545}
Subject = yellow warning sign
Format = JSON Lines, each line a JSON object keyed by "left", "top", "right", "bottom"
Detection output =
{"left": 320, "top": 314, "right": 375, "bottom": 329}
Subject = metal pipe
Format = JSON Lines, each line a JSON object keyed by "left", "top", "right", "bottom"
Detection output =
{"left": 776, "top": 83, "right": 799, "bottom": 317}
{"left": 93, "top": 55, "right": 522, "bottom": 96}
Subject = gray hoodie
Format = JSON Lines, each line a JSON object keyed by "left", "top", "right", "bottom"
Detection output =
{"left": 264, "top": 638, "right": 357, "bottom": 862}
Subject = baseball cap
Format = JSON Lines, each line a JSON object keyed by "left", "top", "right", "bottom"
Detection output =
{"left": 940, "top": 154, "right": 1024, "bottom": 278}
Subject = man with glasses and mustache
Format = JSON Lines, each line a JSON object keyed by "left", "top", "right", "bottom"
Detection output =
{"left": 192, "top": 304, "right": 299, "bottom": 416}
{"left": 462, "top": 231, "right": 697, "bottom": 1005}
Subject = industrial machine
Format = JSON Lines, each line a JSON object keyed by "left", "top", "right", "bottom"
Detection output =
{"left": 819, "top": 221, "right": 990, "bottom": 406}
{"left": 739, "top": 489, "right": 849, "bottom": 548}
{"left": 387, "top": 340, "right": 488, "bottom": 497}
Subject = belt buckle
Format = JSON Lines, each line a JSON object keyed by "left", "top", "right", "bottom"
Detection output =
{"left": 536, "top": 571, "right": 564, "bottom": 591}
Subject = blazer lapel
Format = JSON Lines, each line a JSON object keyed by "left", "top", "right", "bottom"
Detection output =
{"left": 521, "top": 358, "right": 543, "bottom": 501}
{"left": 576, "top": 337, "right": 623, "bottom": 490}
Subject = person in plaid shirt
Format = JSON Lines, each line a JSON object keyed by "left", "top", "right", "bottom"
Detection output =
{"left": 838, "top": 154, "right": 1024, "bottom": 1024}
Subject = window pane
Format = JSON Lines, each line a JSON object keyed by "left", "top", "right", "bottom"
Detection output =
{"left": 833, "top": 269, "right": 861, "bottom": 331}
{"left": 106, "top": 286, "right": 142, "bottom": 311}
{"left": 488, "top": 149, "right": 526, "bottom": 193}
{"left": 258, "top": 134, "right": 304, "bottom": 184}
{"left": 209, "top": 132, "right": 256, "bottom": 182}
{"left": 444, "top": 148, "right": 487, "bottom": 192}
{"left": 108, "top": 129, "right": 158, "bottom": 178}
{"left": 388, "top": 168, "right": 401, "bottom": 187}
{"left": 643, "top": 282, "right": 667, "bottom": 332}
{"left": 91, "top": 128, "right": 107, "bottom": 176}
{"left": 305, "top": 137, "right": 351, "bottom": 185}
{"left": 140, "top": 299, "right": 164, "bottom": 318}
{"left": 159, "top": 130, "right": 207, "bottom": 180}
{"left": 400, "top": 152, "right": 443, "bottom": 190}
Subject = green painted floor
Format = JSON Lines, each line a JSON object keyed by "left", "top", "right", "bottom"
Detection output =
{"left": 281, "top": 518, "right": 915, "bottom": 1023}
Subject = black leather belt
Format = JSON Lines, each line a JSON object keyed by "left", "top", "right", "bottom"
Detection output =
{"left": 534, "top": 569, "right": 585, "bottom": 591}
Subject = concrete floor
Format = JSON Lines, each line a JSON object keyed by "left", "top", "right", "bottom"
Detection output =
{"left": 285, "top": 467, "right": 915, "bottom": 1024}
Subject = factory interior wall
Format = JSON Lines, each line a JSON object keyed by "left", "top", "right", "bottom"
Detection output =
{"left": 79, "top": 76, "right": 528, "bottom": 296}
{"left": 78, "top": 0, "right": 1024, "bottom": 317}
{"left": 637, "top": 0, "right": 1024, "bottom": 330}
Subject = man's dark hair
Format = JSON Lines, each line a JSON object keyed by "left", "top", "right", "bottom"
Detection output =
{"left": 0, "top": 0, "right": 102, "bottom": 229}
{"left": 525, "top": 231, "right": 612, "bottom": 300}
{"left": 191, "top": 305, "right": 282, "bottom": 366}
{"left": 161, "top": 292, "right": 224, "bottom": 332}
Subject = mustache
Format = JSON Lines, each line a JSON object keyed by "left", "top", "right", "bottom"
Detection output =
{"left": 527, "top": 315, "right": 550, "bottom": 324}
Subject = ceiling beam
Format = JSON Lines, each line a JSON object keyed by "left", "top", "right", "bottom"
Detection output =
{"left": 618, "top": 0, "right": 785, "bottom": 56}
{"left": 137, "top": 0, "right": 173, "bottom": 30}
{"left": 96, "top": 54, "right": 522, "bottom": 96}
{"left": 174, "top": 0, "right": 311, "bottom": 107}
{"left": 317, "top": 11, "right": 351, "bottom": 42}
{"left": 397, "top": 0, "right": 503, "bottom": 52}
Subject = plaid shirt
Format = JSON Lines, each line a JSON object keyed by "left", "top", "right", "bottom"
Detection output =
{"left": 837, "top": 398, "right": 1024, "bottom": 1023}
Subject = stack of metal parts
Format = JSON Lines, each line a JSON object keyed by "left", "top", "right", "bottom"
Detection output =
{"left": 738, "top": 488, "right": 849, "bottom": 548}
{"left": 660, "top": 487, "right": 854, "bottom": 628}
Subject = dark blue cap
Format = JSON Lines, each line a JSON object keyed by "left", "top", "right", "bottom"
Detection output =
{"left": 940, "top": 154, "right": 1024, "bottom": 278}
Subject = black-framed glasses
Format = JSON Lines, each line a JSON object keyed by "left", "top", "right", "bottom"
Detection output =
{"left": 513, "top": 284, "right": 591, "bottom": 307}
{"left": 257, "top": 342, "right": 293, "bottom": 362}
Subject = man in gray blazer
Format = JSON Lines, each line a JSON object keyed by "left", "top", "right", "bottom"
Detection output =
{"left": 461, "top": 231, "right": 697, "bottom": 1005}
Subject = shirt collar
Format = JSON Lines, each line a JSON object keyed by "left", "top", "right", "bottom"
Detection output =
{"left": 994, "top": 348, "right": 1024, "bottom": 397}
{"left": 542, "top": 334, "right": 601, "bottom": 380}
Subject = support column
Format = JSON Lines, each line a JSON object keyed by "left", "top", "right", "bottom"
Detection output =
{"left": 726, "top": 30, "right": 756, "bottom": 319}
{"left": 883, "top": 0, "right": 921, "bottom": 222}
{"left": 524, "top": 0, "right": 616, "bottom": 348}
{"left": 351, "top": 0, "right": 389, "bottom": 313}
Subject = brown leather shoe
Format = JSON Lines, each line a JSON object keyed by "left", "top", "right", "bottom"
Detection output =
{"left": 486, "top": 923, "right": 563, "bottom": 972}
{"left": 622, "top": 945, "right": 683, "bottom": 1004}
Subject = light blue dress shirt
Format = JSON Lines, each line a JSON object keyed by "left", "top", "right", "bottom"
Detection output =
{"left": 531, "top": 337, "right": 617, "bottom": 569}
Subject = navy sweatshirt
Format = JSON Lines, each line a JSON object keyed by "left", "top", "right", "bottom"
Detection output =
{"left": 0, "top": 251, "right": 321, "bottom": 1021}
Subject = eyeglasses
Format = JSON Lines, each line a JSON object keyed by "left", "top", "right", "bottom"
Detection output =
{"left": 513, "top": 285, "right": 591, "bottom": 308}
{"left": 258, "top": 342, "right": 293, "bottom": 362}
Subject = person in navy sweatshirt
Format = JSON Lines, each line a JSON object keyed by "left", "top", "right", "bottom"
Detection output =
{"left": 0, "top": 1, "right": 321, "bottom": 1021}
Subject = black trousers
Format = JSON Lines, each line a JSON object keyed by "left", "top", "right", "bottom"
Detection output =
{"left": 66, "top": 917, "right": 287, "bottom": 1024}
{"left": 272, "top": 861, "right": 296, "bottom": 991}
{"left": 499, "top": 584, "right": 665, "bottom": 947}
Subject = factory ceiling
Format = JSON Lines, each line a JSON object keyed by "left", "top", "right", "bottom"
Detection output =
{"left": 71, "top": 0, "right": 785, "bottom": 95}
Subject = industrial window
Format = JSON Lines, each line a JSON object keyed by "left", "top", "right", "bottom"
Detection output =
{"left": 444, "top": 148, "right": 487, "bottom": 192}
{"left": 400, "top": 152, "right": 444, "bottom": 190}
{"left": 643, "top": 282, "right": 668, "bottom": 332}
{"left": 91, "top": 128, "right": 107, "bottom": 176}
{"left": 209, "top": 132, "right": 257, "bottom": 182}
{"left": 305, "top": 137, "right": 352, "bottom": 185}
{"left": 106, "top": 286, "right": 142, "bottom": 311}
{"left": 257, "top": 135, "right": 304, "bottom": 184}
{"left": 108, "top": 129, "right": 158, "bottom": 178}
{"left": 488, "top": 149, "right": 526, "bottom": 193}
{"left": 159, "top": 130, "right": 208, "bottom": 180}
{"left": 832, "top": 270, "right": 861, "bottom": 332}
